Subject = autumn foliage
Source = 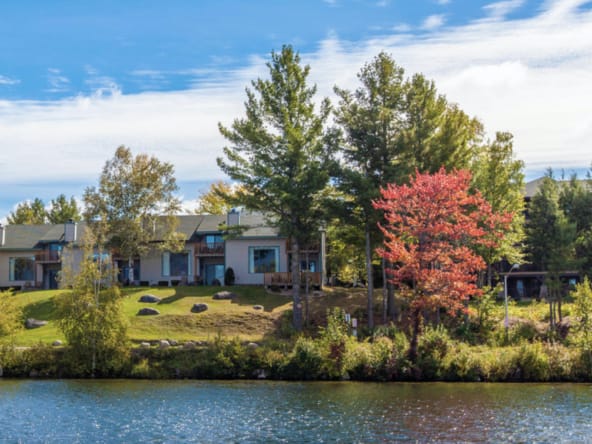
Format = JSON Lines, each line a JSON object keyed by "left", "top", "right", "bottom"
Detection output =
{"left": 374, "top": 168, "right": 511, "bottom": 361}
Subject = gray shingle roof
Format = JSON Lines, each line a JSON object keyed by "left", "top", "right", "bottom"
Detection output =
{"left": 0, "top": 211, "right": 280, "bottom": 250}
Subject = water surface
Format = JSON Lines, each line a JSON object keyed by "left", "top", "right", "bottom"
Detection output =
{"left": 0, "top": 380, "right": 590, "bottom": 442}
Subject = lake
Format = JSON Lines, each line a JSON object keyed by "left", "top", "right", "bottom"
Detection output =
{"left": 0, "top": 380, "right": 591, "bottom": 442}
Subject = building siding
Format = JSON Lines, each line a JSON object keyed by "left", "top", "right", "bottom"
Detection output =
{"left": 225, "top": 238, "right": 287, "bottom": 285}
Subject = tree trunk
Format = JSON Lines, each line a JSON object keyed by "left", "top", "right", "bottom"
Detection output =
{"left": 365, "top": 229, "right": 374, "bottom": 330}
{"left": 409, "top": 307, "right": 421, "bottom": 364}
{"left": 291, "top": 236, "right": 303, "bottom": 331}
{"left": 304, "top": 252, "right": 310, "bottom": 325}
{"left": 387, "top": 280, "right": 396, "bottom": 321}
{"left": 382, "top": 257, "right": 387, "bottom": 324}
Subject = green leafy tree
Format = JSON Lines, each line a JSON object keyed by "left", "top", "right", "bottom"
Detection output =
{"left": 48, "top": 194, "right": 81, "bottom": 224}
{"left": 572, "top": 277, "right": 592, "bottom": 350}
{"left": 217, "top": 45, "right": 336, "bottom": 330}
{"left": 84, "top": 146, "right": 184, "bottom": 278}
{"left": 471, "top": 132, "right": 525, "bottom": 285}
{"left": 0, "top": 291, "right": 23, "bottom": 342}
{"left": 7, "top": 198, "right": 47, "bottom": 224}
{"left": 56, "top": 228, "right": 128, "bottom": 377}
{"left": 196, "top": 181, "right": 243, "bottom": 215}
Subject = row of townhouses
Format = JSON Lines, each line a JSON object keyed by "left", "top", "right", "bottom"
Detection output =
{"left": 0, "top": 210, "right": 324, "bottom": 290}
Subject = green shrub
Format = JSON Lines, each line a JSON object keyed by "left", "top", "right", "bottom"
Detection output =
{"left": 515, "top": 342, "right": 550, "bottom": 381}
{"left": 416, "top": 325, "right": 452, "bottom": 380}
{"left": 224, "top": 267, "right": 236, "bottom": 286}
{"left": 443, "top": 343, "right": 482, "bottom": 381}
{"left": 284, "top": 337, "right": 324, "bottom": 380}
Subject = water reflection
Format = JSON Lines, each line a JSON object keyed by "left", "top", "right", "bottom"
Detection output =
{"left": 0, "top": 380, "right": 591, "bottom": 442}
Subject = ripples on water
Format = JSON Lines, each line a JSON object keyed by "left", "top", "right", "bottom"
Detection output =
{"left": 0, "top": 380, "right": 591, "bottom": 443}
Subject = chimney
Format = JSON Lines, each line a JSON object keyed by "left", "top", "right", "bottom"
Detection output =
{"left": 227, "top": 208, "right": 240, "bottom": 227}
{"left": 0, "top": 223, "right": 5, "bottom": 247}
{"left": 64, "top": 219, "right": 77, "bottom": 243}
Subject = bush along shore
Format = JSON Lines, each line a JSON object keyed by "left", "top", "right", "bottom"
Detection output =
{"left": 3, "top": 310, "right": 592, "bottom": 382}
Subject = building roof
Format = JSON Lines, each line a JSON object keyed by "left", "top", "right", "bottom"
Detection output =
{"left": 0, "top": 211, "right": 280, "bottom": 250}
{"left": 234, "top": 211, "right": 281, "bottom": 238}
{"left": 0, "top": 222, "right": 91, "bottom": 250}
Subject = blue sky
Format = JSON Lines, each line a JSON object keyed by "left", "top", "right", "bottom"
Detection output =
{"left": 1, "top": 0, "right": 592, "bottom": 221}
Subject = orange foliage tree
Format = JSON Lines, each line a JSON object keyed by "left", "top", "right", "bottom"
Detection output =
{"left": 373, "top": 168, "right": 510, "bottom": 361}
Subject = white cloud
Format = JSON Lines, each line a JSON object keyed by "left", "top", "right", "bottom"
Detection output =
{"left": 422, "top": 14, "right": 446, "bottom": 30}
{"left": 46, "top": 68, "right": 70, "bottom": 93}
{"left": 0, "top": 75, "right": 20, "bottom": 85}
{"left": 1, "top": 0, "right": 592, "bottom": 217}
{"left": 436, "top": 0, "right": 451, "bottom": 4}
{"left": 483, "top": 0, "right": 525, "bottom": 20}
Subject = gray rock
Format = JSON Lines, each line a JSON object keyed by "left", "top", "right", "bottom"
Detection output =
{"left": 159, "top": 340, "right": 171, "bottom": 349}
{"left": 253, "top": 305, "right": 264, "bottom": 311}
{"left": 247, "top": 342, "right": 259, "bottom": 349}
{"left": 169, "top": 339, "right": 178, "bottom": 347}
{"left": 137, "top": 307, "right": 160, "bottom": 316}
{"left": 140, "top": 342, "right": 151, "bottom": 349}
{"left": 138, "top": 294, "right": 161, "bottom": 303}
{"left": 213, "top": 291, "right": 237, "bottom": 300}
{"left": 25, "top": 318, "right": 48, "bottom": 329}
{"left": 52, "top": 340, "right": 63, "bottom": 347}
{"left": 191, "top": 303, "right": 208, "bottom": 313}
{"left": 183, "top": 341, "right": 196, "bottom": 350}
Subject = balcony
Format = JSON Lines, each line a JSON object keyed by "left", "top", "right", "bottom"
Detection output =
{"left": 264, "top": 271, "right": 322, "bottom": 288}
{"left": 196, "top": 242, "right": 224, "bottom": 256}
{"left": 35, "top": 250, "right": 61, "bottom": 263}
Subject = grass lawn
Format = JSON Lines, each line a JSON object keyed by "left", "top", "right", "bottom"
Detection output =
{"left": 6, "top": 285, "right": 571, "bottom": 346}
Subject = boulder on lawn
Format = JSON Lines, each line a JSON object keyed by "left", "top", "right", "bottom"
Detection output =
{"left": 137, "top": 307, "right": 160, "bottom": 316}
{"left": 52, "top": 340, "right": 63, "bottom": 347}
{"left": 25, "top": 318, "right": 48, "bottom": 329}
{"left": 138, "top": 294, "right": 161, "bottom": 303}
{"left": 159, "top": 340, "right": 171, "bottom": 349}
{"left": 191, "top": 303, "right": 209, "bottom": 313}
{"left": 213, "top": 291, "right": 237, "bottom": 300}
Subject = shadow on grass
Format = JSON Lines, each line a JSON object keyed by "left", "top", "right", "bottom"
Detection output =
{"left": 22, "top": 298, "right": 57, "bottom": 320}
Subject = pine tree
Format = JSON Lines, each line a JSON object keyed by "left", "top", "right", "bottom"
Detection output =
{"left": 217, "top": 45, "right": 336, "bottom": 330}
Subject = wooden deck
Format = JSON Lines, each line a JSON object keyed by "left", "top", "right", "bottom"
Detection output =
{"left": 264, "top": 271, "right": 322, "bottom": 289}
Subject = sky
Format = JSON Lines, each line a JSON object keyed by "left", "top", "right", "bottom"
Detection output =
{"left": 1, "top": 0, "right": 591, "bottom": 222}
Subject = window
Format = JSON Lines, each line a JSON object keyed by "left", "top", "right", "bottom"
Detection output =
{"left": 205, "top": 234, "right": 223, "bottom": 247}
{"left": 9, "top": 257, "right": 35, "bottom": 281}
{"left": 162, "top": 252, "right": 191, "bottom": 276}
{"left": 249, "top": 247, "right": 279, "bottom": 273}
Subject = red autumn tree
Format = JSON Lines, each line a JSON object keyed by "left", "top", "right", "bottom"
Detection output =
{"left": 373, "top": 168, "right": 510, "bottom": 361}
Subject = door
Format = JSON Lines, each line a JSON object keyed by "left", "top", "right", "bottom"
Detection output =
{"left": 204, "top": 264, "right": 225, "bottom": 285}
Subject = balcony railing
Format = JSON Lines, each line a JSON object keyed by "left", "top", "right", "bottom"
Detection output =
{"left": 197, "top": 242, "right": 225, "bottom": 256}
{"left": 35, "top": 250, "right": 61, "bottom": 263}
{"left": 264, "top": 271, "right": 322, "bottom": 288}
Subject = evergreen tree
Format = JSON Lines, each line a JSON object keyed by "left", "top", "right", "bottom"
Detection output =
{"left": 334, "top": 53, "right": 484, "bottom": 327}
{"left": 525, "top": 175, "right": 577, "bottom": 327}
{"left": 7, "top": 198, "right": 47, "bottom": 224}
{"left": 471, "top": 132, "right": 525, "bottom": 285}
{"left": 48, "top": 194, "right": 81, "bottom": 224}
{"left": 217, "top": 45, "right": 336, "bottom": 330}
